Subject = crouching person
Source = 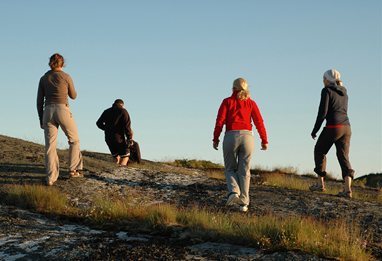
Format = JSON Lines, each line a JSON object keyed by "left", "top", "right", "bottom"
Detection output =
{"left": 96, "top": 99, "right": 133, "bottom": 166}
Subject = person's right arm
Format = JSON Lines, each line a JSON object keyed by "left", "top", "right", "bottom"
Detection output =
{"left": 311, "top": 88, "right": 329, "bottom": 139}
{"left": 213, "top": 100, "right": 227, "bottom": 150}
{"left": 96, "top": 111, "right": 106, "bottom": 130}
{"left": 36, "top": 79, "right": 45, "bottom": 129}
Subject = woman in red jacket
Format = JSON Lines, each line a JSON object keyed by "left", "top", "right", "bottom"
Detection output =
{"left": 213, "top": 78, "right": 268, "bottom": 212}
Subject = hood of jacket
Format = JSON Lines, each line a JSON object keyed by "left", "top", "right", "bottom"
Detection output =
{"left": 327, "top": 84, "right": 347, "bottom": 96}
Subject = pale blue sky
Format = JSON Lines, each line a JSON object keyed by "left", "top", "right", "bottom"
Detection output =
{"left": 0, "top": 1, "right": 381, "bottom": 177}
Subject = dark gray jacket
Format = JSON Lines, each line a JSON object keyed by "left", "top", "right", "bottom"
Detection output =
{"left": 96, "top": 105, "right": 132, "bottom": 143}
{"left": 311, "top": 84, "right": 350, "bottom": 136}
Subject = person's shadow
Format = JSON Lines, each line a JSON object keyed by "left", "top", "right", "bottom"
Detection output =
{"left": 0, "top": 163, "right": 46, "bottom": 185}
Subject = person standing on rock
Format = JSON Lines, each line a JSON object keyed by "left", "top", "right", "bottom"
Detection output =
{"left": 96, "top": 99, "right": 133, "bottom": 166}
{"left": 37, "top": 53, "right": 84, "bottom": 186}
{"left": 310, "top": 69, "right": 355, "bottom": 198}
{"left": 213, "top": 78, "right": 268, "bottom": 212}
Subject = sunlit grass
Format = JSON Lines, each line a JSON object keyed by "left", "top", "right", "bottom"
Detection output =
{"left": 1, "top": 186, "right": 372, "bottom": 260}
{"left": 262, "top": 172, "right": 310, "bottom": 191}
{"left": 90, "top": 197, "right": 178, "bottom": 227}
{"left": 206, "top": 170, "right": 225, "bottom": 180}
{"left": 179, "top": 210, "right": 371, "bottom": 260}
{"left": 2, "top": 184, "right": 74, "bottom": 215}
{"left": 91, "top": 197, "right": 372, "bottom": 260}
{"left": 165, "top": 159, "right": 223, "bottom": 169}
{"left": 262, "top": 172, "right": 382, "bottom": 203}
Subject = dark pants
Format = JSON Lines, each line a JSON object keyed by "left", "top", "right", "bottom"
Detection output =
{"left": 314, "top": 126, "right": 354, "bottom": 179}
{"left": 105, "top": 138, "right": 130, "bottom": 158}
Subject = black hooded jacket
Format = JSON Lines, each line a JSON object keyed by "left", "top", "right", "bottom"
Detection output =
{"left": 311, "top": 84, "right": 350, "bottom": 136}
{"left": 96, "top": 105, "right": 132, "bottom": 143}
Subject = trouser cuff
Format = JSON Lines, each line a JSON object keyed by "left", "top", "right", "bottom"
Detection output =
{"left": 314, "top": 168, "right": 327, "bottom": 177}
{"left": 342, "top": 170, "right": 355, "bottom": 180}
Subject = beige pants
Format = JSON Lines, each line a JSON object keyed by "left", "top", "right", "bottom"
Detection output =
{"left": 43, "top": 104, "right": 83, "bottom": 183}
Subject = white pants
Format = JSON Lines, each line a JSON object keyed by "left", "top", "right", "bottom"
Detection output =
{"left": 223, "top": 130, "right": 254, "bottom": 205}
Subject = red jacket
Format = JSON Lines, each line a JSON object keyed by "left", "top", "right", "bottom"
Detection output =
{"left": 213, "top": 92, "right": 268, "bottom": 144}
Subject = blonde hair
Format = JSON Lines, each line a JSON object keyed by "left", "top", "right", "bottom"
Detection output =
{"left": 324, "top": 69, "right": 343, "bottom": 86}
{"left": 232, "top": 78, "right": 250, "bottom": 100}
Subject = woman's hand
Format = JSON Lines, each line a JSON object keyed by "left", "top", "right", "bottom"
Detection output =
{"left": 261, "top": 143, "right": 268, "bottom": 150}
{"left": 213, "top": 141, "right": 219, "bottom": 150}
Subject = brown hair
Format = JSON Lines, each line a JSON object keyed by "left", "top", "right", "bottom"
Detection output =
{"left": 49, "top": 53, "right": 65, "bottom": 70}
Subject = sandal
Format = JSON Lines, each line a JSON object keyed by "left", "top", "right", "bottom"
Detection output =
{"left": 69, "top": 170, "right": 83, "bottom": 178}
{"left": 309, "top": 184, "right": 326, "bottom": 192}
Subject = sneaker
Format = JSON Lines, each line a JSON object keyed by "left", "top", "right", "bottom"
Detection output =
{"left": 239, "top": 205, "right": 248, "bottom": 212}
{"left": 226, "top": 193, "right": 241, "bottom": 206}
{"left": 69, "top": 170, "right": 84, "bottom": 178}
{"left": 309, "top": 184, "right": 326, "bottom": 192}
{"left": 337, "top": 191, "right": 352, "bottom": 198}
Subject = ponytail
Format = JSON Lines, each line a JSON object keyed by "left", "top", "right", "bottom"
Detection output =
{"left": 233, "top": 78, "right": 250, "bottom": 100}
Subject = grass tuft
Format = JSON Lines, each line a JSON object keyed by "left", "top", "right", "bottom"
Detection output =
{"left": 0, "top": 185, "right": 372, "bottom": 260}
{"left": 0, "top": 183, "right": 374, "bottom": 260}
{"left": 206, "top": 170, "right": 225, "bottom": 180}
{"left": 88, "top": 199, "right": 372, "bottom": 260}
{"left": 166, "top": 159, "right": 223, "bottom": 169}
{"left": 262, "top": 172, "right": 310, "bottom": 191}
{"left": 145, "top": 204, "right": 178, "bottom": 228}
{"left": 262, "top": 172, "right": 382, "bottom": 203}
{"left": 3, "top": 184, "right": 72, "bottom": 214}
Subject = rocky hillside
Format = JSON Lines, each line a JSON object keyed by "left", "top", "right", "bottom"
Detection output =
{"left": 355, "top": 173, "right": 382, "bottom": 189}
{"left": 0, "top": 134, "right": 381, "bottom": 260}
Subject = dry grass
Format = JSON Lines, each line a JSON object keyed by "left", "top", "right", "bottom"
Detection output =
{"left": 90, "top": 197, "right": 178, "bottom": 230}
{"left": 1, "top": 186, "right": 372, "bottom": 260}
{"left": 2, "top": 184, "right": 74, "bottom": 215}
{"left": 262, "top": 172, "right": 382, "bottom": 203}
{"left": 90, "top": 196, "right": 372, "bottom": 260}
{"left": 206, "top": 170, "right": 225, "bottom": 180}
{"left": 181, "top": 210, "right": 371, "bottom": 260}
{"left": 262, "top": 172, "right": 310, "bottom": 191}
{"left": 294, "top": 218, "right": 370, "bottom": 260}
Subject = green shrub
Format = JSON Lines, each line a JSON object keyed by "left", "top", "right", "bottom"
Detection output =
{"left": 167, "top": 159, "right": 223, "bottom": 169}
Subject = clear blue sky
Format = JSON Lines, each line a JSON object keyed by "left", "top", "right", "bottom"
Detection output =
{"left": 0, "top": 1, "right": 381, "bottom": 178}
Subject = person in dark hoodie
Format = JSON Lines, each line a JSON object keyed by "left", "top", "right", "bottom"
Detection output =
{"left": 310, "top": 69, "right": 355, "bottom": 198}
{"left": 96, "top": 99, "right": 133, "bottom": 166}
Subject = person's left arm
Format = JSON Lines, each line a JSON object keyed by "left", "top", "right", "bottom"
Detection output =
{"left": 123, "top": 110, "right": 133, "bottom": 142}
{"left": 67, "top": 75, "right": 77, "bottom": 100}
{"left": 251, "top": 100, "right": 268, "bottom": 149}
